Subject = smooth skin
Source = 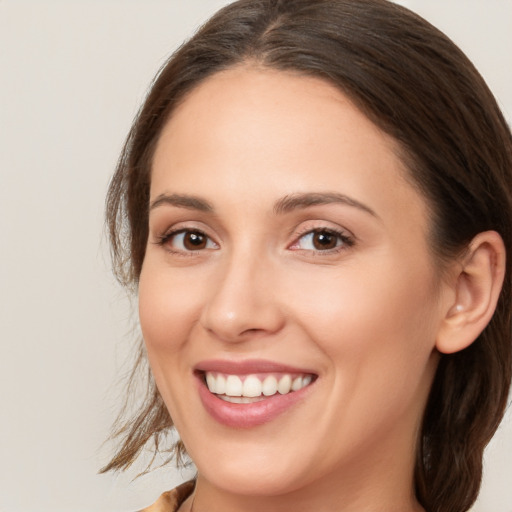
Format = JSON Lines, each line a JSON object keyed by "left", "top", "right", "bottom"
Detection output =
{"left": 139, "top": 66, "right": 505, "bottom": 512}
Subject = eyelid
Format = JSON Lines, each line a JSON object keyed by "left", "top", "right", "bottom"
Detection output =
{"left": 151, "top": 219, "right": 354, "bottom": 256}
{"left": 153, "top": 223, "right": 220, "bottom": 254}
{"left": 151, "top": 218, "right": 216, "bottom": 241}
{"left": 288, "top": 222, "right": 355, "bottom": 253}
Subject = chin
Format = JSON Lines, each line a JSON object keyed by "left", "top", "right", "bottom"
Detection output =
{"left": 197, "top": 458, "right": 314, "bottom": 497}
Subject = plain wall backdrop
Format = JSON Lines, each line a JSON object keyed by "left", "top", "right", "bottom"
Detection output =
{"left": 1, "top": 1, "right": 510, "bottom": 511}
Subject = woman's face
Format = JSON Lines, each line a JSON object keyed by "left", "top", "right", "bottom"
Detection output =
{"left": 139, "top": 67, "right": 448, "bottom": 499}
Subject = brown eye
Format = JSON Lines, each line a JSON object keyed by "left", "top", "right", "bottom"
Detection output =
{"left": 162, "top": 229, "right": 218, "bottom": 252}
{"left": 312, "top": 230, "right": 338, "bottom": 250}
{"left": 183, "top": 231, "right": 207, "bottom": 250}
{"left": 293, "top": 228, "right": 353, "bottom": 252}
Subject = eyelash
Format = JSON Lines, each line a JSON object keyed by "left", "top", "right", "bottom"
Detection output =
{"left": 289, "top": 227, "right": 354, "bottom": 254}
{"left": 155, "top": 228, "right": 218, "bottom": 256}
{"left": 154, "top": 226, "right": 354, "bottom": 256}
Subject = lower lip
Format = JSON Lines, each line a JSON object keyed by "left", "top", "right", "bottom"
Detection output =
{"left": 196, "top": 375, "right": 313, "bottom": 428}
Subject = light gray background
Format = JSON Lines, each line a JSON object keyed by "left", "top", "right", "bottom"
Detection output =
{"left": 1, "top": 1, "right": 511, "bottom": 511}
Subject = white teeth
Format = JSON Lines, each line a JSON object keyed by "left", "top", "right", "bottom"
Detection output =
{"left": 225, "top": 375, "right": 243, "bottom": 396}
{"left": 216, "top": 374, "right": 226, "bottom": 394}
{"left": 220, "top": 395, "right": 266, "bottom": 404}
{"left": 243, "top": 375, "right": 262, "bottom": 397}
{"left": 206, "top": 372, "right": 216, "bottom": 393}
{"left": 205, "top": 372, "right": 314, "bottom": 398}
{"left": 291, "top": 376, "right": 303, "bottom": 391}
{"left": 262, "top": 375, "right": 278, "bottom": 396}
{"left": 277, "top": 374, "right": 292, "bottom": 394}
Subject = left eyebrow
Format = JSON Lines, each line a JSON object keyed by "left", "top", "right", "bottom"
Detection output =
{"left": 149, "top": 193, "right": 214, "bottom": 212}
{"left": 273, "top": 192, "right": 378, "bottom": 218}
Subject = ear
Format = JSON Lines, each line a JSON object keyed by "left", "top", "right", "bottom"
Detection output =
{"left": 436, "top": 231, "right": 506, "bottom": 354}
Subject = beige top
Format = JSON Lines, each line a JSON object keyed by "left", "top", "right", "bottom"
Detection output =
{"left": 139, "top": 480, "right": 195, "bottom": 512}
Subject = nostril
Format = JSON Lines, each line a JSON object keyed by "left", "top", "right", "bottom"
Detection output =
{"left": 242, "top": 328, "right": 263, "bottom": 335}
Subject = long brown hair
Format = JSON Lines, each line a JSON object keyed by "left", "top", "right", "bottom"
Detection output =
{"left": 103, "top": 1, "right": 512, "bottom": 510}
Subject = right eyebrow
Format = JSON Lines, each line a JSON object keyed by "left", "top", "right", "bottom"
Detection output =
{"left": 149, "top": 193, "right": 214, "bottom": 212}
{"left": 273, "top": 192, "right": 378, "bottom": 218}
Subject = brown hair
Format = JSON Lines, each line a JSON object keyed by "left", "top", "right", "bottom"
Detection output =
{"left": 103, "top": 1, "right": 512, "bottom": 510}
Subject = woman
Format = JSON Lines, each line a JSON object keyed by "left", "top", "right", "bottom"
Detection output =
{"left": 103, "top": 1, "right": 512, "bottom": 511}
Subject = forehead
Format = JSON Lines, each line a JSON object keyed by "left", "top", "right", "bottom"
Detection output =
{"left": 151, "top": 66, "right": 429, "bottom": 235}
{"left": 155, "top": 66, "right": 400, "bottom": 165}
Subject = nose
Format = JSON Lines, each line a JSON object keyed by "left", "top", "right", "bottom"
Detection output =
{"left": 199, "top": 250, "right": 285, "bottom": 343}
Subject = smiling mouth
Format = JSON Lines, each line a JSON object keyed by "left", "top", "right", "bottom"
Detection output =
{"left": 203, "top": 372, "right": 315, "bottom": 404}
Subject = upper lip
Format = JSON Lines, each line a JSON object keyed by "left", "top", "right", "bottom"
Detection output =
{"left": 194, "top": 359, "right": 317, "bottom": 376}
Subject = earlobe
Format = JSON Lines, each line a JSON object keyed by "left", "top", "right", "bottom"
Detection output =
{"left": 436, "top": 231, "right": 506, "bottom": 354}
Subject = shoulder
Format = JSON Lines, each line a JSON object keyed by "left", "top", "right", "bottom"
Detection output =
{"left": 138, "top": 480, "right": 195, "bottom": 512}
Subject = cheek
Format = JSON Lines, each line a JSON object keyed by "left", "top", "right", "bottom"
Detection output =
{"left": 285, "top": 253, "right": 440, "bottom": 385}
{"left": 286, "top": 259, "right": 440, "bottom": 453}
{"left": 138, "top": 260, "right": 206, "bottom": 422}
{"left": 138, "top": 261, "right": 204, "bottom": 354}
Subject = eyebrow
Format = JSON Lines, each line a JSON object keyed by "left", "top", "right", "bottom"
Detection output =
{"left": 149, "top": 193, "right": 214, "bottom": 212}
{"left": 273, "top": 192, "right": 377, "bottom": 217}
{"left": 149, "top": 191, "right": 377, "bottom": 217}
